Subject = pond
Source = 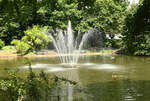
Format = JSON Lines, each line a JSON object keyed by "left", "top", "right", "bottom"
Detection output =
{"left": 0, "top": 55, "right": 150, "bottom": 101}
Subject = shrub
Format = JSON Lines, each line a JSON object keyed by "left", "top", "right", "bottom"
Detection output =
{"left": 10, "top": 26, "right": 51, "bottom": 54}
{"left": 0, "top": 68, "right": 56, "bottom": 101}
{"left": 0, "top": 39, "right": 5, "bottom": 49}
{"left": 22, "top": 26, "right": 51, "bottom": 51}
{"left": 11, "top": 40, "right": 32, "bottom": 54}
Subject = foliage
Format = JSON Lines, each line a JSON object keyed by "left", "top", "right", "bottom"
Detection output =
{"left": 0, "top": 0, "right": 127, "bottom": 44}
{"left": 0, "top": 69, "right": 55, "bottom": 101}
{"left": 11, "top": 26, "right": 51, "bottom": 54}
{"left": 0, "top": 0, "right": 46, "bottom": 45}
{"left": 43, "top": 0, "right": 128, "bottom": 48}
{"left": 106, "top": 39, "right": 121, "bottom": 49}
{"left": 2, "top": 46, "right": 16, "bottom": 51}
{"left": 90, "top": 0, "right": 127, "bottom": 34}
{"left": 0, "top": 39, "right": 5, "bottom": 49}
{"left": 11, "top": 40, "right": 32, "bottom": 54}
{"left": 0, "top": 0, "right": 128, "bottom": 49}
{"left": 0, "top": 64, "right": 76, "bottom": 101}
{"left": 46, "top": 0, "right": 128, "bottom": 34}
{"left": 122, "top": 0, "right": 150, "bottom": 55}
{"left": 22, "top": 26, "right": 51, "bottom": 51}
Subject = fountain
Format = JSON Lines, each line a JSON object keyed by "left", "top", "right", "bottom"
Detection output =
{"left": 46, "top": 21, "right": 91, "bottom": 101}
{"left": 46, "top": 21, "right": 90, "bottom": 66}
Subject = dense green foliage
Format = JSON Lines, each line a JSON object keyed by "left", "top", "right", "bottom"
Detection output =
{"left": 0, "top": 69, "right": 56, "bottom": 101}
{"left": 11, "top": 40, "right": 31, "bottom": 54}
{"left": 11, "top": 26, "right": 51, "bottom": 54}
{"left": 122, "top": 0, "right": 150, "bottom": 55}
{"left": 23, "top": 26, "right": 50, "bottom": 50}
{"left": 0, "top": 0, "right": 128, "bottom": 50}
{"left": 47, "top": 0, "right": 127, "bottom": 35}
{"left": 106, "top": 38, "right": 121, "bottom": 49}
{"left": 0, "top": 0, "right": 43, "bottom": 45}
{"left": 0, "top": 39, "right": 4, "bottom": 49}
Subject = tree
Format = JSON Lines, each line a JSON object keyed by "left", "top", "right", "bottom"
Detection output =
{"left": 0, "top": 0, "right": 128, "bottom": 49}
{"left": 0, "top": 39, "right": 4, "bottom": 49}
{"left": 44, "top": 0, "right": 127, "bottom": 33}
{"left": 0, "top": 0, "right": 44, "bottom": 44}
{"left": 43, "top": 0, "right": 127, "bottom": 48}
{"left": 122, "top": 0, "right": 150, "bottom": 55}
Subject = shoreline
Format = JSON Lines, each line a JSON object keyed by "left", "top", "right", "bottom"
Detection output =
{"left": 0, "top": 50, "right": 117, "bottom": 60}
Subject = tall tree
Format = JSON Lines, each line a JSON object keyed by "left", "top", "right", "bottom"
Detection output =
{"left": 122, "top": 0, "right": 150, "bottom": 55}
{"left": 0, "top": 0, "right": 128, "bottom": 48}
{"left": 0, "top": 0, "right": 42, "bottom": 44}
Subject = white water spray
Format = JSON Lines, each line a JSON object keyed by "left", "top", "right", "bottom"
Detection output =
{"left": 46, "top": 21, "right": 90, "bottom": 65}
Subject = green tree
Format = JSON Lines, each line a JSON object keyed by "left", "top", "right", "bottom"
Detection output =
{"left": 43, "top": 0, "right": 127, "bottom": 49}
{"left": 0, "top": 0, "right": 44, "bottom": 44}
{"left": 44, "top": 0, "right": 127, "bottom": 34}
{"left": 0, "top": 0, "right": 128, "bottom": 49}
{"left": 0, "top": 39, "right": 5, "bottom": 49}
{"left": 122, "top": 0, "right": 150, "bottom": 55}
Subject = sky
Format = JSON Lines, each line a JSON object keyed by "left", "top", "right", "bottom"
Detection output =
{"left": 129, "top": 0, "right": 139, "bottom": 5}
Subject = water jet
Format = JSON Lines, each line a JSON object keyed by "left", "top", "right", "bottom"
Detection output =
{"left": 46, "top": 21, "right": 90, "bottom": 66}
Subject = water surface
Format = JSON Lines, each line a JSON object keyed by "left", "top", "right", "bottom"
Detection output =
{"left": 0, "top": 55, "right": 150, "bottom": 101}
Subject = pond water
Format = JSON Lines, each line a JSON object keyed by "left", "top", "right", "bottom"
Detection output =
{"left": 0, "top": 55, "right": 150, "bottom": 101}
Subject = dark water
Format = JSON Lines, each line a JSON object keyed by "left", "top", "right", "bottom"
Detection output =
{"left": 0, "top": 55, "right": 150, "bottom": 101}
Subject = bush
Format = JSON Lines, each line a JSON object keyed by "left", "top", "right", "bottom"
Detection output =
{"left": 0, "top": 39, "right": 5, "bottom": 49}
{"left": 0, "top": 68, "right": 56, "bottom": 101}
{"left": 10, "top": 26, "right": 51, "bottom": 54}
{"left": 22, "top": 26, "right": 51, "bottom": 51}
{"left": 11, "top": 40, "right": 32, "bottom": 54}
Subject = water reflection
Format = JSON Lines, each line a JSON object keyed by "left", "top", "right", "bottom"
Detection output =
{"left": 85, "top": 80, "right": 150, "bottom": 101}
{"left": 1, "top": 55, "right": 150, "bottom": 101}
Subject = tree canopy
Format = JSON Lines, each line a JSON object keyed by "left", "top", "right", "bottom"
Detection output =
{"left": 122, "top": 0, "right": 150, "bottom": 55}
{"left": 0, "top": 0, "right": 128, "bottom": 52}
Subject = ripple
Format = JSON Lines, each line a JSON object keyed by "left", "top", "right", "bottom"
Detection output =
{"left": 84, "top": 64, "right": 124, "bottom": 71}
{"left": 21, "top": 64, "right": 51, "bottom": 69}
